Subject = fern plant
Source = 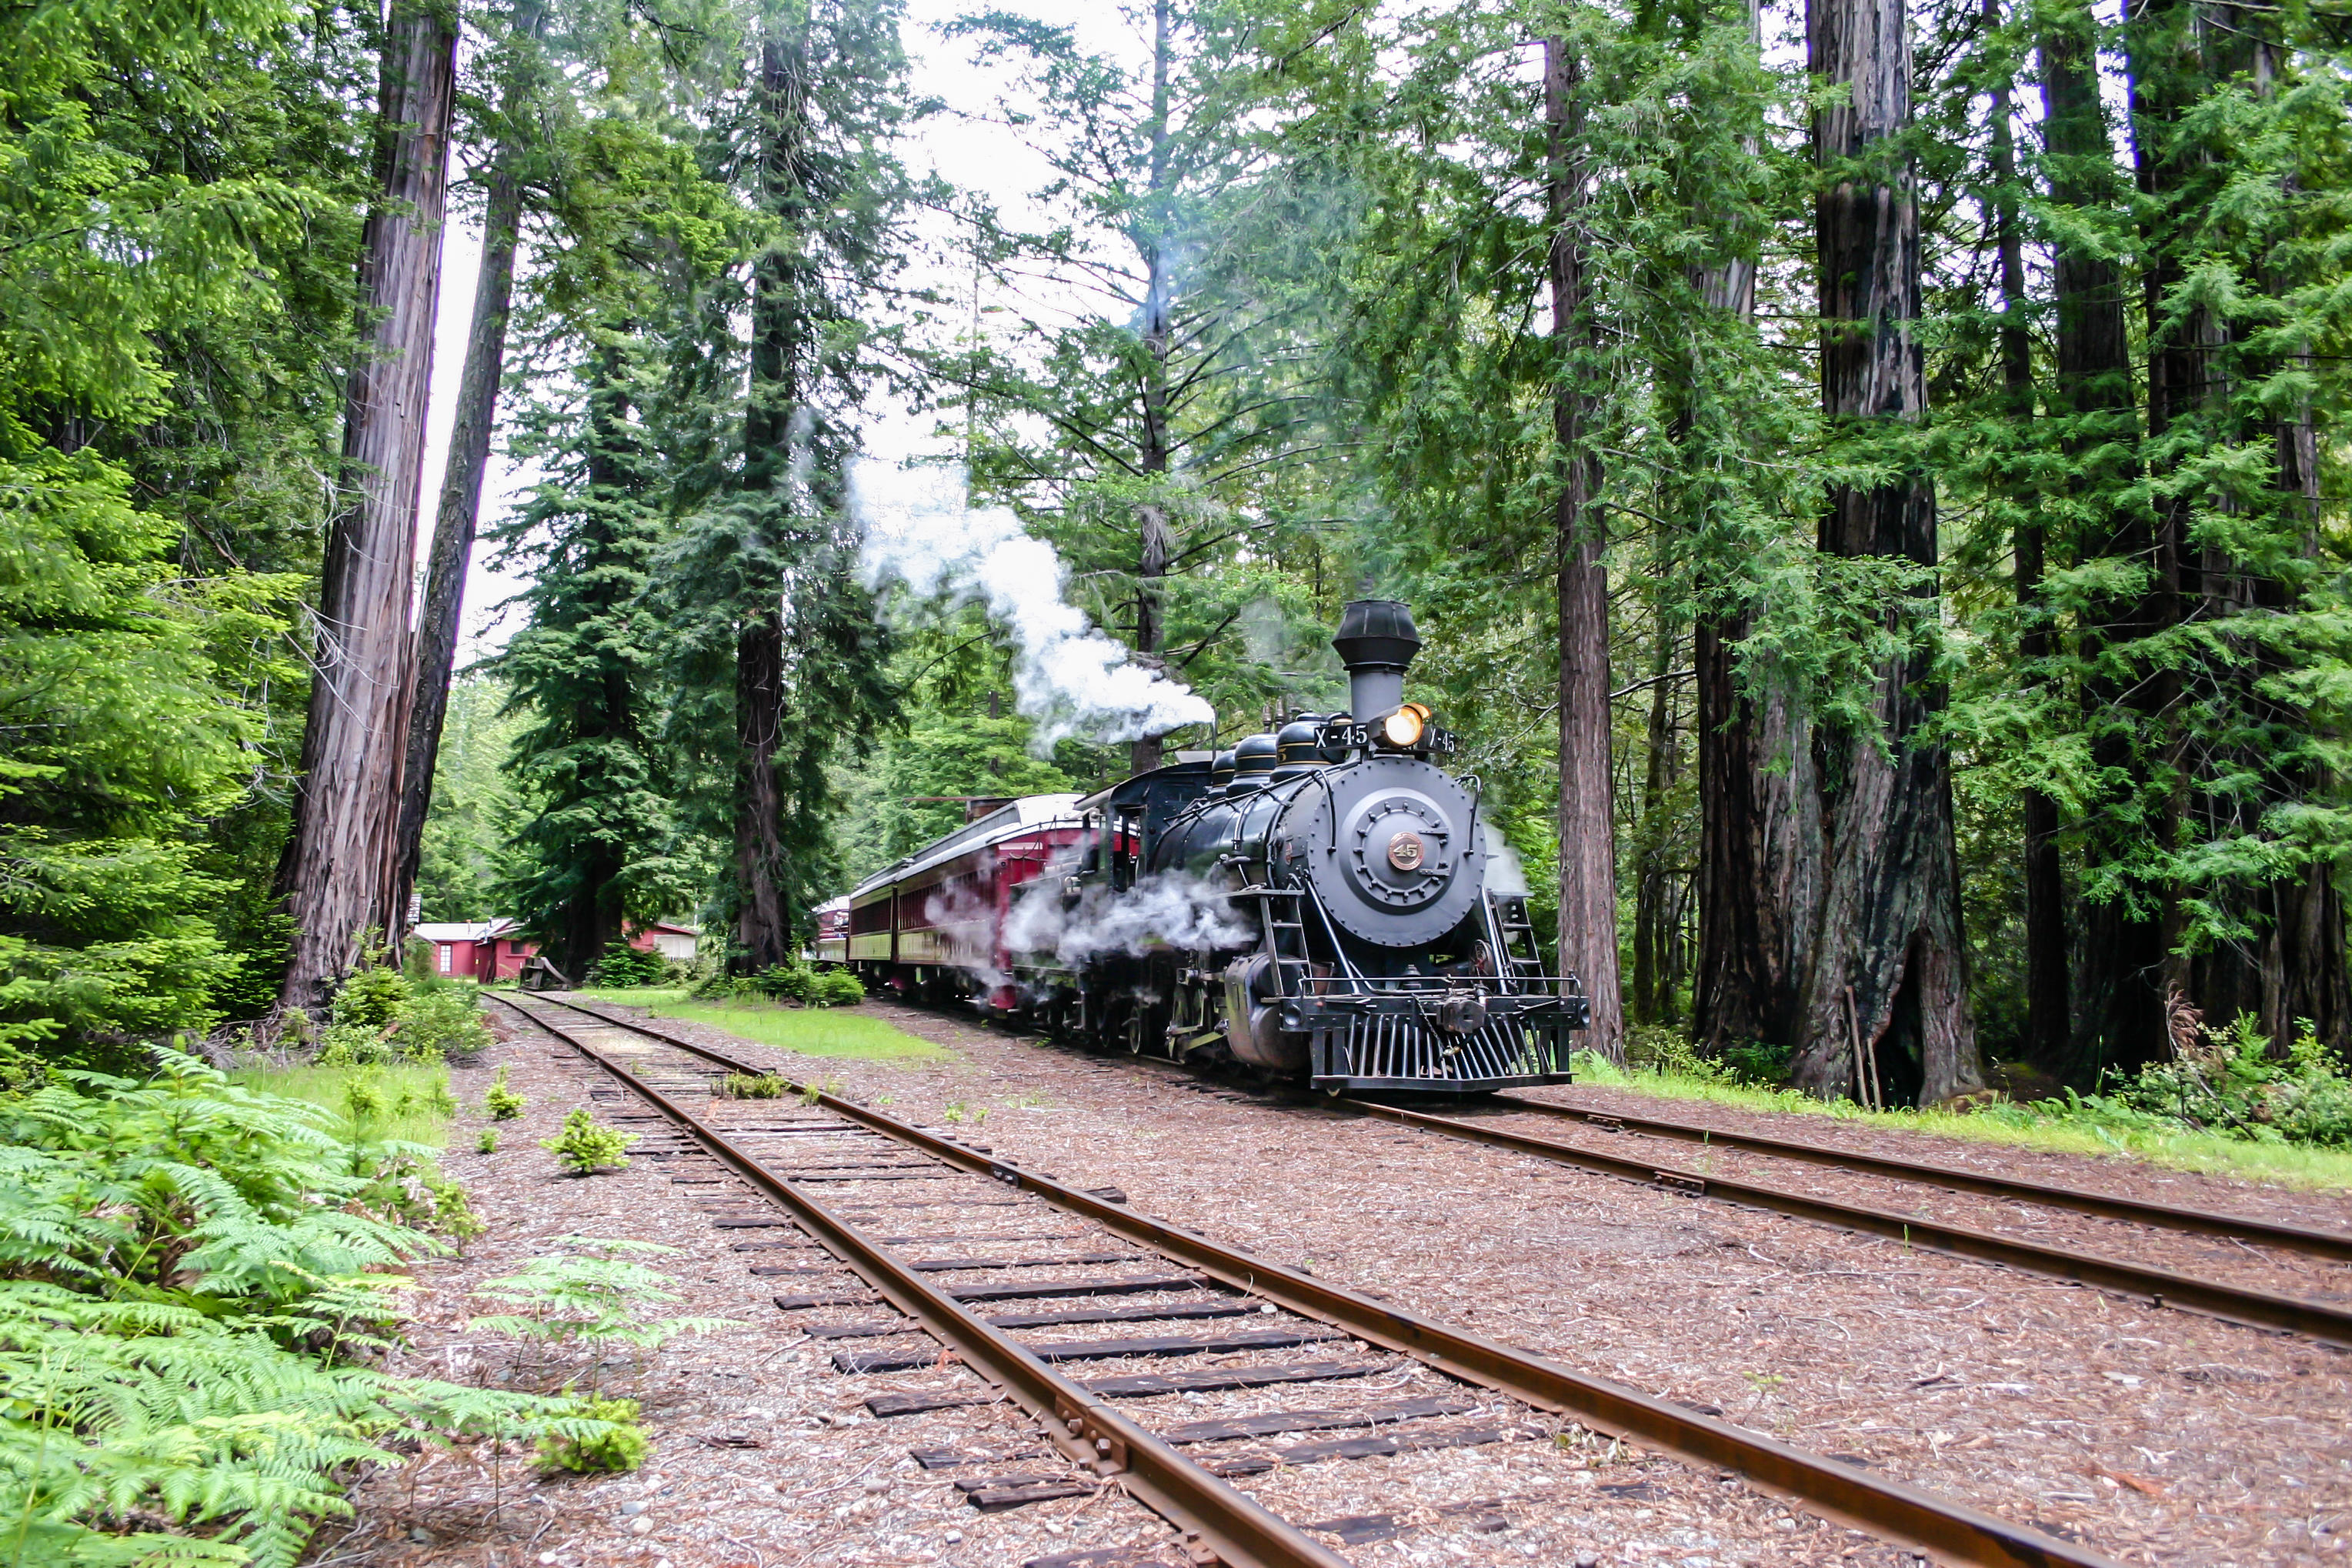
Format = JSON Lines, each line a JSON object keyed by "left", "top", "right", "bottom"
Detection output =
{"left": 469, "top": 1238, "right": 734, "bottom": 1393}
{"left": 535, "top": 1395, "right": 649, "bottom": 1473}
{"left": 0, "top": 1053, "right": 619, "bottom": 1568}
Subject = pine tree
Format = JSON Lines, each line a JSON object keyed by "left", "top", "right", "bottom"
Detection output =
{"left": 492, "top": 335, "right": 679, "bottom": 976}
{"left": 657, "top": 0, "right": 910, "bottom": 972}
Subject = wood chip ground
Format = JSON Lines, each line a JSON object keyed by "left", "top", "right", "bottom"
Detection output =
{"left": 322, "top": 998, "right": 2352, "bottom": 1566}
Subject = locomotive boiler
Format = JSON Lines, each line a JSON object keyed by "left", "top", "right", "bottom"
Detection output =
{"left": 820, "top": 600, "right": 1589, "bottom": 1095}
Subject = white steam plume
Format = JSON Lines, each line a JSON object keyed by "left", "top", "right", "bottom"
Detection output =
{"left": 849, "top": 459, "right": 1214, "bottom": 749}
{"left": 1004, "top": 869, "right": 1252, "bottom": 969}
{"left": 1480, "top": 815, "right": 1530, "bottom": 896}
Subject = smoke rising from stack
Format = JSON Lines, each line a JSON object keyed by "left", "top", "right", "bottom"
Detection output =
{"left": 849, "top": 460, "right": 1214, "bottom": 749}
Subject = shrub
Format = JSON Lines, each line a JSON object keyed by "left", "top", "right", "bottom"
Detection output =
{"left": 592, "top": 942, "right": 668, "bottom": 989}
{"left": 2100, "top": 1013, "right": 2352, "bottom": 1147}
{"left": 332, "top": 964, "right": 409, "bottom": 1029}
{"left": 477, "top": 1127, "right": 499, "bottom": 1154}
{"left": 395, "top": 986, "right": 492, "bottom": 1059}
{"left": 538, "top": 1394, "right": 650, "bottom": 1473}
{"left": 315, "top": 1021, "right": 399, "bottom": 1066}
{"left": 542, "top": 1108, "right": 634, "bottom": 1175}
{"left": 716, "top": 1071, "right": 788, "bottom": 1098}
{"left": 809, "top": 968, "right": 865, "bottom": 1008}
{"left": 485, "top": 1064, "right": 525, "bottom": 1120}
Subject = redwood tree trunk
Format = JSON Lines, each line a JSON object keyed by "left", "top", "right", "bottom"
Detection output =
{"left": 732, "top": 26, "right": 811, "bottom": 972}
{"left": 392, "top": 0, "right": 546, "bottom": 936}
{"left": 1630, "top": 614, "right": 1680, "bottom": 1024}
{"left": 392, "top": 157, "right": 526, "bottom": 934}
{"left": 1685, "top": 0, "right": 1826, "bottom": 1064}
{"left": 1129, "top": 0, "right": 1176, "bottom": 778}
{"left": 278, "top": 0, "right": 455, "bottom": 1009}
{"left": 1693, "top": 619, "right": 1821, "bottom": 1053}
{"left": 1545, "top": 35, "right": 1623, "bottom": 1063}
{"left": 735, "top": 612, "right": 793, "bottom": 972}
{"left": 1987, "top": 0, "right": 2070, "bottom": 1071}
{"left": 1790, "top": 0, "right": 1981, "bottom": 1106}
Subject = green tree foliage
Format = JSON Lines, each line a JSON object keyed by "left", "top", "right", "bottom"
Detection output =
{"left": 943, "top": 4, "right": 1355, "bottom": 760}
{"left": 0, "top": 0, "right": 371, "bottom": 1065}
{"left": 415, "top": 677, "right": 528, "bottom": 922}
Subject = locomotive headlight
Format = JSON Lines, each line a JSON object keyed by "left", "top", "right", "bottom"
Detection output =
{"left": 1381, "top": 703, "right": 1430, "bottom": 748}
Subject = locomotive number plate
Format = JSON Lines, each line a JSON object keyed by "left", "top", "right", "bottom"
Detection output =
{"left": 1387, "top": 831, "right": 1427, "bottom": 870}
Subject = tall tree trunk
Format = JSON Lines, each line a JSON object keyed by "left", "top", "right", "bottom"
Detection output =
{"left": 1791, "top": 0, "right": 1982, "bottom": 1105}
{"left": 1129, "top": 0, "right": 1176, "bottom": 778}
{"left": 1987, "top": 0, "right": 2070, "bottom": 1072}
{"left": 277, "top": 0, "right": 455, "bottom": 1009}
{"left": 1694, "top": 619, "right": 1821, "bottom": 1054}
{"left": 1687, "top": 0, "right": 1825, "bottom": 1063}
{"left": 1630, "top": 613, "right": 1680, "bottom": 1024}
{"left": 733, "top": 25, "right": 811, "bottom": 972}
{"left": 2067, "top": 0, "right": 2204, "bottom": 1074}
{"left": 735, "top": 612, "right": 792, "bottom": 971}
{"left": 392, "top": 159, "right": 526, "bottom": 936}
{"left": 2248, "top": 35, "right": 2345, "bottom": 1054}
{"left": 1544, "top": 35, "right": 1623, "bottom": 1063}
{"left": 392, "top": 0, "right": 546, "bottom": 937}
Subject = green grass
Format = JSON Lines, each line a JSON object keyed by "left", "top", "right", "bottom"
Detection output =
{"left": 1572, "top": 1054, "right": 2352, "bottom": 1190}
{"left": 576, "top": 986, "right": 691, "bottom": 1008}
{"left": 578, "top": 989, "right": 947, "bottom": 1063}
{"left": 228, "top": 1062, "right": 456, "bottom": 1149}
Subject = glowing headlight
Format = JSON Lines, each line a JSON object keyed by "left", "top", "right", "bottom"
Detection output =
{"left": 1381, "top": 704, "right": 1430, "bottom": 747}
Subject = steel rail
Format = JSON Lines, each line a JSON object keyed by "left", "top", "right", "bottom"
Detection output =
{"left": 1489, "top": 1095, "right": 2352, "bottom": 1263}
{"left": 1338, "top": 1096, "right": 2352, "bottom": 1350}
{"left": 488, "top": 990, "right": 1352, "bottom": 1568}
{"left": 504, "top": 991, "right": 2120, "bottom": 1568}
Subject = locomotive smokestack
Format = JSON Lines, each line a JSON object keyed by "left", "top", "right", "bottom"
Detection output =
{"left": 1332, "top": 599, "right": 1420, "bottom": 719}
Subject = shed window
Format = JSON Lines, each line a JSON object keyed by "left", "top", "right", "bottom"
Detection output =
{"left": 438, "top": 945, "right": 452, "bottom": 974}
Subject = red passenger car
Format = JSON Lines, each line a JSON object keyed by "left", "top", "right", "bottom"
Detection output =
{"left": 834, "top": 795, "right": 1088, "bottom": 1009}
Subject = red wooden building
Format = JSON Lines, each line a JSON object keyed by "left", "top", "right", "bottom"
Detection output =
{"left": 412, "top": 919, "right": 537, "bottom": 983}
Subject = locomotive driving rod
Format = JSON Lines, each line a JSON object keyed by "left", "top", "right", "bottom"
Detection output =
{"left": 1339, "top": 1097, "right": 2352, "bottom": 1350}
{"left": 502, "top": 992, "right": 2120, "bottom": 1568}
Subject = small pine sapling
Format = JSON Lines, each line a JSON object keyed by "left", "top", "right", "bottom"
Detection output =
{"left": 477, "top": 1127, "right": 499, "bottom": 1154}
{"left": 542, "top": 1108, "right": 635, "bottom": 1175}
{"left": 485, "top": 1065, "right": 525, "bottom": 1120}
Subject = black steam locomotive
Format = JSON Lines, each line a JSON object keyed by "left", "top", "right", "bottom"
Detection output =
{"left": 1006, "top": 600, "right": 1589, "bottom": 1093}
{"left": 817, "top": 602, "right": 1587, "bottom": 1093}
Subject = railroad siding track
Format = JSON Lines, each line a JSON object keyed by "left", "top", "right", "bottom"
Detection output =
{"left": 492, "top": 991, "right": 2119, "bottom": 1568}
{"left": 1330, "top": 1096, "right": 2352, "bottom": 1350}
{"left": 1484, "top": 1095, "right": 2352, "bottom": 1263}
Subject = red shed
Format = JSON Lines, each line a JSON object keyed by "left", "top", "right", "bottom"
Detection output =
{"left": 412, "top": 919, "right": 539, "bottom": 983}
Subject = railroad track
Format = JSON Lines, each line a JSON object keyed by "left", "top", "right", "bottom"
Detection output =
{"left": 489, "top": 989, "right": 2115, "bottom": 1568}
{"left": 1478, "top": 1093, "right": 2352, "bottom": 1263}
{"left": 1326, "top": 1095, "right": 2352, "bottom": 1350}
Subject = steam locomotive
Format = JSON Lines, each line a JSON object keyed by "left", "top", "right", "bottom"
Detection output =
{"left": 813, "top": 600, "right": 1589, "bottom": 1093}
